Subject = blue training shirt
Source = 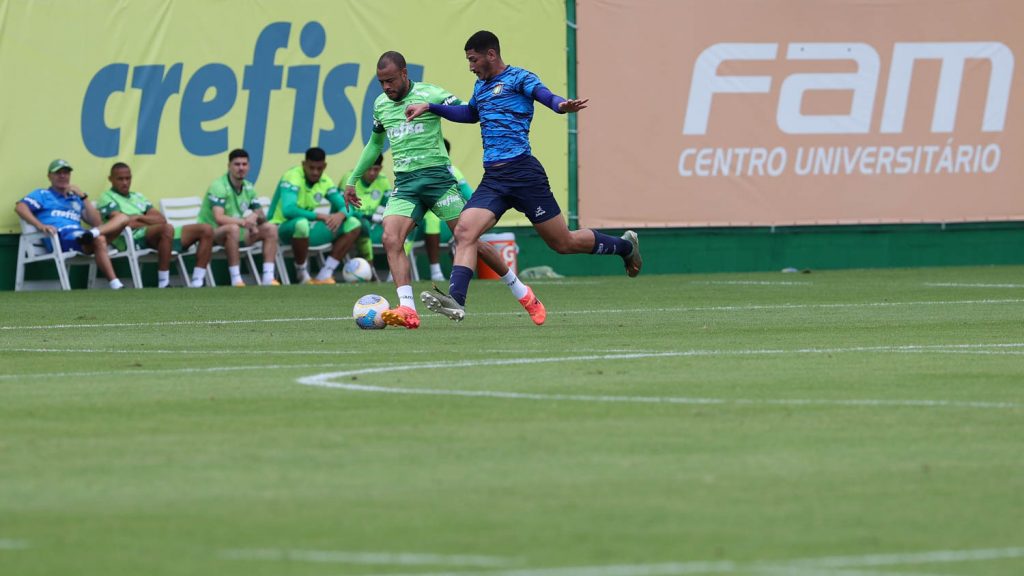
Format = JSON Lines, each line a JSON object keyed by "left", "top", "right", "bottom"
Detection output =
{"left": 469, "top": 66, "right": 548, "bottom": 164}
{"left": 19, "top": 188, "right": 86, "bottom": 231}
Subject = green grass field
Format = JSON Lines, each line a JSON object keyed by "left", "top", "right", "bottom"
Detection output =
{"left": 1, "top": 266, "right": 1022, "bottom": 576}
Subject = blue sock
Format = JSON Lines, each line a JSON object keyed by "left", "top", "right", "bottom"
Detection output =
{"left": 449, "top": 265, "right": 473, "bottom": 306}
{"left": 591, "top": 231, "right": 633, "bottom": 255}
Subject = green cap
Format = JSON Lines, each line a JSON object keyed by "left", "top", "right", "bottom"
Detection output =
{"left": 48, "top": 159, "right": 73, "bottom": 173}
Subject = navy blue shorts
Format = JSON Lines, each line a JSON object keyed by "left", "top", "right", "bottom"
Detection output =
{"left": 44, "top": 227, "right": 87, "bottom": 253}
{"left": 465, "top": 155, "right": 562, "bottom": 224}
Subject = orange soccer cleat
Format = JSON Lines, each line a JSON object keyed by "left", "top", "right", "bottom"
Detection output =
{"left": 381, "top": 305, "right": 421, "bottom": 329}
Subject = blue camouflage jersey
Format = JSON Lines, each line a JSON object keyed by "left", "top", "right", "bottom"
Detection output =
{"left": 469, "top": 66, "right": 546, "bottom": 164}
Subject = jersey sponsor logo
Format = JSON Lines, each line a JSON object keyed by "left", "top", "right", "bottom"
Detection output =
{"left": 683, "top": 41, "right": 1013, "bottom": 136}
{"left": 49, "top": 209, "right": 81, "bottom": 221}
{"left": 442, "top": 95, "right": 459, "bottom": 106}
{"left": 385, "top": 122, "right": 426, "bottom": 141}
{"left": 434, "top": 194, "right": 460, "bottom": 208}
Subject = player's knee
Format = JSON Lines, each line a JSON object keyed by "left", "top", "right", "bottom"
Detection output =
{"left": 93, "top": 234, "right": 108, "bottom": 248}
{"left": 293, "top": 218, "right": 310, "bottom": 239}
{"left": 224, "top": 223, "right": 240, "bottom": 239}
{"left": 199, "top": 224, "right": 213, "bottom": 239}
{"left": 161, "top": 223, "right": 174, "bottom": 239}
{"left": 381, "top": 229, "right": 403, "bottom": 251}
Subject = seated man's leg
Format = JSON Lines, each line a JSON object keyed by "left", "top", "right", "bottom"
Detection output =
{"left": 179, "top": 223, "right": 214, "bottom": 287}
{"left": 278, "top": 218, "right": 310, "bottom": 283}
{"left": 247, "top": 222, "right": 280, "bottom": 285}
{"left": 212, "top": 223, "right": 244, "bottom": 286}
{"left": 73, "top": 227, "right": 123, "bottom": 289}
{"left": 142, "top": 223, "right": 174, "bottom": 287}
{"left": 311, "top": 216, "right": 362, "bottom": 283}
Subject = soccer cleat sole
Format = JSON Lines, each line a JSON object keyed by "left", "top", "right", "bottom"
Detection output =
{"left": 420, "top": 291, "right": 465, "bottom": 322}
{"left": 381, "top": 309, "right": 420, "bottom": 329}
{"left": 623, "top": 230, "right": 642, "bottom": 278}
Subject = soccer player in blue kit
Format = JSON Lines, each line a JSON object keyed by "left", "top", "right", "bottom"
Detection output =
{"left": 406, "top": 30, "right": 642, "bottom": 323}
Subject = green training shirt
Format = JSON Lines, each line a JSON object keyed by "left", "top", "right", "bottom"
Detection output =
{"left": 268, "top": 165, "right": 345, "bottom": 224}
{"left": 199, "top": 174, "right": 260, "bottom": 226}
{"left": 99, "top": 189, "right": 154, "bottom": 240}
{"left": 341, "top": 170, "right": 392, "bottom": 219}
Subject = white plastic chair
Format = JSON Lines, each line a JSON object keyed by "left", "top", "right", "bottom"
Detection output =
{"left": 15, "top": 218, "right": 138, "bottom": 291}
{"left": 160, "top": 196, "right": 264, "bottom": 286}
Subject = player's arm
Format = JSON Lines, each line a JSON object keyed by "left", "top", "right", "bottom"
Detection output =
{"left": 407, "top": 102, "right": 479, "bottom": 123}
{"left": 344, "top": 130, "right": 385, "bottom": 209}
{"left": 532, "top": 85, "right": 588, "bottom": 114}
{"left": 133, "top": 206, "right": 166, "bottom": 226}
{"left": 14, "top": 199, "right": 56, "bottom": 236}
{"left": 81, "top": 199, "right": 104, "bottom": 228}
{"left": 277, "top": 182, "right": 318, "bottom": 222}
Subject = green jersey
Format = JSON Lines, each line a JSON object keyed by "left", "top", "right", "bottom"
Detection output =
{"left": 268, "top": 165, "right": 345, "bottom": 224}
{"left": 370, "top": 81, "right": 461, "bottom": 175}
{"left": 341, "top": 170, "right": 392, "bottom": 218}
{"left": 199, "top": 173, "right": 260, "bottom": 226}
{"left": 98, "top": 189, "right": 154, "bottom": 241}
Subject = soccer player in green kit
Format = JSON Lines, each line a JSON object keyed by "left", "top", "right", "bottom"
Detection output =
{"left": 344, "top": 51, "right": 544, "bottom": 329}
{"left": 267, "top": 147, "right": 362, "bottom": 284}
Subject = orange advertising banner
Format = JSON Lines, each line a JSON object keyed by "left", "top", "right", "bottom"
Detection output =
{"left": 577, "top": 0, "right": 1024, "bottom": 228}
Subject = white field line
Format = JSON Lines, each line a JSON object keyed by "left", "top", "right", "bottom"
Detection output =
{"left": 690, "top": 281, "right": 811, "bottom": 286}
{"left": 0, "top": 539, "right": 29, "bottom": 550}
{"left": 1, "top": 348, "right": 362, "bottom": 356}
{"left": 2, "top": 298, "right": 1023, "bottom": 331}
{"left": 926, "top": 282, "right": 1024, "bottom": 288}
{"left": 219, "top": 548, "right": 516, "bottom": 567}
{"left": 0, "top": 362, "right": 353, "bottom": 381}
{"left": 343, "top": 547, "right": 1024, "bottom": 576}
{"left": 4, "top": 344, "right": 1023, "bottom": 387}
{"left": 297, "top": 348, "right": 1024, "bottom": 410}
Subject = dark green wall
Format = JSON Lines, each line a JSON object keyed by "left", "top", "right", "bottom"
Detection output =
{"left": 4, "top": 222, "right": 1023, "bottom": 290}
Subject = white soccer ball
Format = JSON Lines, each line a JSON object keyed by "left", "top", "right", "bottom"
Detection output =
{"left": 353, "top": 294, "right": 390, "bottom": 330}
{"left": 342, "top": 257, "right": 373, "bottom": 282}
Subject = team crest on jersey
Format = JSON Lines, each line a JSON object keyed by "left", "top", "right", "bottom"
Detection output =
{"left": 240, "top": 201, "right": 250, "bottom": 211}
{"left": 371, "top": 190, "right": 382, "bottom": 201}
{"left": 492, "top": 83, "right": 504, "bottom": 95}
{"left": 314, "top": 192, "right": 323, "bottom": 202}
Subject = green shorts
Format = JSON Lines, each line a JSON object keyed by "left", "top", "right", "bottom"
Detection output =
{"left": 385, "top": 166, "right": 465, "bottom": 223}
{"left": 277, "top": 216, "right": 361, "bottom": 246}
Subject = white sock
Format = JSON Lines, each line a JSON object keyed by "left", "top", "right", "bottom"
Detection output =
{"left": 229, "top": 265, "right": 242, "bottom": 284}
{"left": 397, "top": 284, "right": 415, "bottom": 310}
{"left": 191, "top": 267, "right": 207, "bottom": 288}
{"left": 317, "top": 256, "right": 340, "bottom": 280}
{"left": 296, "top": 262, "right": 309, "bottom": 279}
{"left": 502, "top": 270, "right": 529, "bottom": 299}
{"left": 262, "top": 262, "right": 276, "bottom": 284}
{"left": 157, "top": 270, "right": 170, "bottom": 288}
{"left": 430, "top": 263, "right": 444, "bottom": 280}
{"left": 109, "top": 278, "right": 124, "bottom": 290}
